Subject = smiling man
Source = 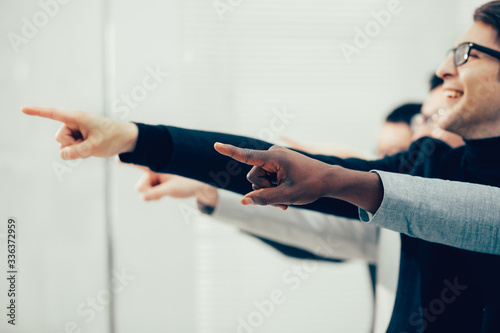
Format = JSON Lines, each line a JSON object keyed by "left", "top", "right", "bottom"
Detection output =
{"left": 438, "top": 24, "right": 500, "bottom": 139}
{"left": 22, "top": 1, "right": 500, "bottom": 332}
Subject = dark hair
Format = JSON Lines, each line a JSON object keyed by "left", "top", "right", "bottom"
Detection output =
{"left": 429, "top": 74, "right": 443, "bottom": 91}
{"left": 474, "top": 1, "right": 500, "bottom": 44}
{"left": 385, "top": 103, "right": 423, "bottom": 125}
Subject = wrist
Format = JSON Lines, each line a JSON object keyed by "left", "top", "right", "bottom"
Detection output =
{"left": 119, "top": 122, "right": 139, "bottom": 154}
{"left": 325, "top": 167, "right": 383, "bottom": 214}
{"left": 323, "top": 165, "right": 348, "bottom": 199}
{"left": 196, "top": 185, "right": 219, "bottom": 211}
{"left": 197, "top": 201, "right": 215, "bottom": 215}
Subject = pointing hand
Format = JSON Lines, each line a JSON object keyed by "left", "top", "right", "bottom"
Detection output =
{"left": 22, "top": 106, "right": 138, "bottom": 160}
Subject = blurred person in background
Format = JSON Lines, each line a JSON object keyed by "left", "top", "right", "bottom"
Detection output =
{"left": 279, "top": 103, "right": 421, "bottom": 159}
{"left": 411, "top": 74, "right": 465, "bottom": 148}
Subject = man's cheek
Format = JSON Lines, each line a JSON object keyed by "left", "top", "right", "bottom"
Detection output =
{"left": 474, "top": 76, "right": 496, "bottom": 100}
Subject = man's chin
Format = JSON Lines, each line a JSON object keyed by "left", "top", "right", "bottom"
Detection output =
{"left": 437, "top": 116, "right": 462, "bottom": 136}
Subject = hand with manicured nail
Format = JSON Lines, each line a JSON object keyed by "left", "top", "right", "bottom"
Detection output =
{"left": 214, "top": 143, "right": 340, "bottom": 210}
{"left": 214, "top": 142, "right": 383, "bottom": 213}
{"left": 21, "top": 106, "right": 138, "bottom": 160}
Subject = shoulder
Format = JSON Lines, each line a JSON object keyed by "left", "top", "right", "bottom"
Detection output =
{"left": 407, "top": 136, "right": 454, "bottom": 155}
{"left": 397, "top": 137, "right": 462, "bottom": 175}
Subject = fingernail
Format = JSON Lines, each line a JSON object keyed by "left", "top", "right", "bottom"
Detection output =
{"left": 241, "top": 197, "right": 254, "bottom": 205}
{"left": 61, "top": 150, "right": 67, "bottom": 160}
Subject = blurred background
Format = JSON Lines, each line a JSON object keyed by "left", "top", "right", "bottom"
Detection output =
{"left": 0, "top": 0, "right": 488, "bottom": 332}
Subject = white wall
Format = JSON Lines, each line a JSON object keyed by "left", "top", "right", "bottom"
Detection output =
{"left": 0, "top": 1, "right": 109, "bottom": 332}
{"left": 0, "top": 0, "right": 489, "bottom": 332}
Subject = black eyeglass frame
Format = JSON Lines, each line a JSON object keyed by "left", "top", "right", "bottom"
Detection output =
{"left": 451, "top": 42, "right": 500, "bottom": 66}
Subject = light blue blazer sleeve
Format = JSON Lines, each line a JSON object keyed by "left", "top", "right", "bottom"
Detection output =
{"left": 359, "top": 170, "right": 500, "bottom": 255}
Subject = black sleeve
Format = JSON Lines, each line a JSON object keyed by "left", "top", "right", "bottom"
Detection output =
{"left": 119, "top": 123, "right": 406, "bottom": 219}
{"left": 253, "top": 236, "right": 344, "bottom": 263}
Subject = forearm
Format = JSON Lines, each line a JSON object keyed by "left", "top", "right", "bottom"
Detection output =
{"left": 362, "top": 171, "right": 500, "bottom": 255}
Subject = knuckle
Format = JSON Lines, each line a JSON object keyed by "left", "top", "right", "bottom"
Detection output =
{"left": 269, "top": 145, "right": 286, "bottom": 152}
{"left": 76, "top": 141, "right": 92, "bottom": 156}
{"left": 76, "top": 110, "right": 89, "bottom": 122}
{"left": 89, "top": 129, "right": 104, "bottom": 144}
{"left": 98, "top": 117, "right": 114, "bottom": 132}
{"left": 283, "top": 177, "right": 295, "bottom": 187}
{"left": 259, "top": 194, "right": 268, "bottom": 206}
{"left": 246, "top": 172, "right": 253, "bottom": 183}
{"left": 242, "top": 148, "right": 255, "bottom": 162}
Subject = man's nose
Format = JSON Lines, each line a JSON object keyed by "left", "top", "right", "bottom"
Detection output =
{"left": 436, "top": 51, "right": 458, "bottom": 80}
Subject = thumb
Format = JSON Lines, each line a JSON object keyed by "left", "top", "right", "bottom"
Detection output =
{"left": 241, "top": 185, "right": 290, "bottom": 208}
{"left": 135, "top": 172, "right": 153, "bottom": 192}
{"left": 142, "top": 184, "right": 169, "bottom": 201}
{"left": 60, "top": 140, "right": 93, "bottom": 160}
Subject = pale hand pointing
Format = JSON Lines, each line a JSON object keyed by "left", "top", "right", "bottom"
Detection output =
{"left": 22, "top": 106, "right": 138, "bottom": 160}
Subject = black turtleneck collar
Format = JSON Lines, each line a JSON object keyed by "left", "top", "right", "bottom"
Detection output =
{"left": 463, "top": 135, "right": 500, "bottom": 163}
{"left": 461, "top": 135, "right": 500, "bottom": 186}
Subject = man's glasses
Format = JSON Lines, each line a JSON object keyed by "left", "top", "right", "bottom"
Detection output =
{"left": 450, "top": 42, "right": 500, "bottom": 66}
{"left": 410, "top": 108, "right": 445, "bottom": 133}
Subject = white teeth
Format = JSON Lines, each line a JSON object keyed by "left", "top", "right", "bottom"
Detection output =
{"left": 444, "top": 90, "right": 463, "bottom": 98}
